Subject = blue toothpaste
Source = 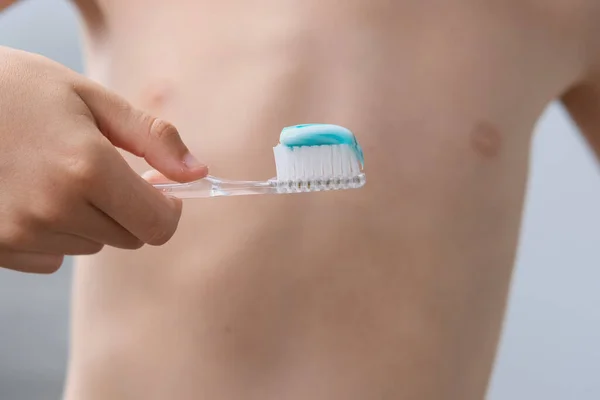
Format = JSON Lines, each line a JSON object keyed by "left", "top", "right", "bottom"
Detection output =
{"left": 279, "top": 124, "right": 364, "bottom": 167}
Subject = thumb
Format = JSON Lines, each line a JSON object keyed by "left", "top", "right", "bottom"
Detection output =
{"left": 74, "top": 78, "right": 208, "bottom": 183}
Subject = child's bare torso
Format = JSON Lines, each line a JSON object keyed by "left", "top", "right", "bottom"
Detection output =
{"left": 66, "top": 1, "right": 595, "bottom": 399}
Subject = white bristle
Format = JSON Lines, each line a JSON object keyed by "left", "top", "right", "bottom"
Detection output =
{"left": 272, "top": 144, "right": 362, "bottom": 183}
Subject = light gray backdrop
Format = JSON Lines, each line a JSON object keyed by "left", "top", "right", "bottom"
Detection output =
{"left": 1, "top": 1, "right": 599, "bottom": 399}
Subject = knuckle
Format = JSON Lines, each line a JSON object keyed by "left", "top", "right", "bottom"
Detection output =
{"left": 112, "top": 94, "right": 133, "bottom": 115}
{"left": 146, "top": 225, "right": 174, "bottom": 246}
{"left": 0, "top": 220, "right": 33, "bottom": 248}
{"left": 149, "top": 118, "right": 180, "bottom": 142}
{"left": 145, "top": 217, "right": 178, "bottom": 246}
{"left": 143, "top": 200, "right": 181, "bottom": 246}
{"left": 33, "top": 202, "right": 66, "bottom": 227}
{"left": 65, "top": 141, "right": 104, "bottom": 185}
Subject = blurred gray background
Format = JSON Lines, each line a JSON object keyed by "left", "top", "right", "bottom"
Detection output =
{"left": 1, "top": 1, "right": 599, "bottom": 399}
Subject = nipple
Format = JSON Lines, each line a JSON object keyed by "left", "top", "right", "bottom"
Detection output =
{"left": 470, "top": 121, "right": 502, "bottom": 159}
{"left": 140, "top": 79, "right": 174, "bottom": 114}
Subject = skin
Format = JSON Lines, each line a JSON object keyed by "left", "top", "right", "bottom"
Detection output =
{"left": 2, "top": 0, "right": 600, "bottom": 399}
{"left": 0, "top": 45, "right": 208, "bottom": 273}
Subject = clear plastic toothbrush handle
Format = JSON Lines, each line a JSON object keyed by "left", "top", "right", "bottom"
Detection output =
{"left": 152, "top": 175, "right": 279, "bottom": 199}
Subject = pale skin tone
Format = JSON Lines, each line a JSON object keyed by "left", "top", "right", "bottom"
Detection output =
{"left": 2, "top": 0, "right": 600, "bottom": 399}
{"left": 0, "top": 45, "right": 208, "bottom": 273}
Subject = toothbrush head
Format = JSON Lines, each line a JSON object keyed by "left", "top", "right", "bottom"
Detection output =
{"left": 272, "top": 124, "right": 366, "bottom": 193}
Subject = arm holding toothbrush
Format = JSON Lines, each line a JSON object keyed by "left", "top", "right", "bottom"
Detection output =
{"left": 0, "top": 46, "right": 208, "bottom": 273}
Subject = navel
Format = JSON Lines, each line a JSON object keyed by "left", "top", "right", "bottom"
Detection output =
{"left": 470, "top": 121, "right": 502, "bottom": 159}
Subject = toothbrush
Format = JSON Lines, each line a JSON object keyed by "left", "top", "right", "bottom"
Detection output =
{"left": 152, "top": 124, "right": 366, "bottom": 199}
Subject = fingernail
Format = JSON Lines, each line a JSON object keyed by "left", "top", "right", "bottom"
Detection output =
{"left": 183, "top": 152, "right": 206, "bottom": 170}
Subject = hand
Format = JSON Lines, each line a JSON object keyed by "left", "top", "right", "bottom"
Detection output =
{"left": 0, "top": 47, "right": 208, "bottom": 273}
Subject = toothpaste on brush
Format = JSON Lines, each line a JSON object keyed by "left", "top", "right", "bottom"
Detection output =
{"left": 153, "top": 123, "right": 366, "bottom": 198}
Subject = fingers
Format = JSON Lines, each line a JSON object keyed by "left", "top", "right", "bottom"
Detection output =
{"left": 62, "top": 202, "right": 144, "bottom": 250}
{"left": 74, "top": 78, "right": 209, "bottom": 183}
{"left": 10, "top": 231, "right": 105, "bottom": 256}
{"left": 0, "top": 200, "right": 144, "bottom": 268}
{"left": 84, "top": 147, "right": 184, "bottom": 246}
{"left": 42, "top": 234, "right": 105, "bottom": 255}
{"left": 0, "top": 249, "right": 64, "bottom": 274}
